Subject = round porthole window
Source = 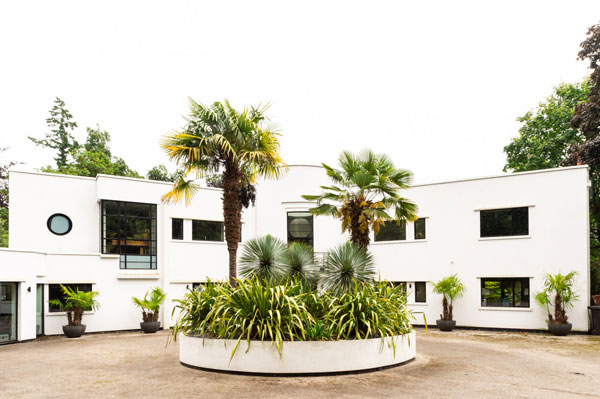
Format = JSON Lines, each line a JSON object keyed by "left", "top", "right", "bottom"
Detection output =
{"left": 47, "top": 214, "right": 73, "bottom": 236}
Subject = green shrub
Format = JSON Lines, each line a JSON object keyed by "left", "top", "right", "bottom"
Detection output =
{"left": 319, "top": 241, "right": 376, "bottom": 293}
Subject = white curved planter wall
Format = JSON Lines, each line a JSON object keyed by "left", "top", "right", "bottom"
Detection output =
{"left": 179, "top": 331, "right": 416, "bottom": 375}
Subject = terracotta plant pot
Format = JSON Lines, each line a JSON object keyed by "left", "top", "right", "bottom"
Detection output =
{"left": 62, "top": 324, "right": 86, "bottom": 338}
{"left": 592, "top": 295, "right": 600, "bottom": 306}
{"left": 436, "top": 319, "right": 456, "bottom": 332}
{"left": 140, "top": 321, "right": 160, "bottom": 334}
{"left": 547, "top": 322, "right": 572, "bottom": 336}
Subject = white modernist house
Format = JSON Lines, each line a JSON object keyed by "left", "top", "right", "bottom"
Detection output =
{"left": 0, "top": 164, "right": 591, "bottom": 343}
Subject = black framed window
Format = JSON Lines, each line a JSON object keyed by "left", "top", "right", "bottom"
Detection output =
{"left": 480, "top": 207, "right": 528, "bottom": 238}
{"left": 172, "top": 218, "right": 183, "bottom": 240}
{"left": 375, "top": 222, "right": 406, "bottom": 242}
{"left": 47, "top": 213, "right": 73, "bottom": 236}
{"left": 287, "top": 212, "right": 314, "bottom": 247}
{"left": 414, "top": 219, "right": 426, "bottom": 240}
{"left": 481, "top": 278, "right": 530, "bottom": 307}
{"left": 48, "top": 284, "right": 92, "bottom": 312}
{"left": 415, "top": 282, "right": 427, "bottom": 303}
{"left": 101, "top": 200, "right": 157, "bottom": 269}
{"left": 192, "top": 220, "right": 224, "bottom": 242}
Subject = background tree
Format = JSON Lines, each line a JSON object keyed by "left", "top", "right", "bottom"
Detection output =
{"left": 29, "top": 97, "right": 79, "bottom": 169}
{"left": 146, "top": 164, "right": 185, "bottom": 183}
{"left": 161, "top": 99, "right": 286, "bottom": 284}
{"left": 503, "top": 80, "right": 589, "bottom": 172}
{"left": 302, "top": 150, "right": 417, "bottom": 248}
{"left": 0, "top": 147, "right": 18, "bottom": 247}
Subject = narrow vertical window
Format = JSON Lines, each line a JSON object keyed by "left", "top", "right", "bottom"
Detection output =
{"left": 415, "top": 282, "right": 427, "bottom": 303}
{"left": 287, "top": 212, "right": 314, "bottom": 247}
{"left": 172, "top": 218, "right": 183, "bottom": 240}
{"left": 414, "top": 218, "right": 426, "bottom": 240}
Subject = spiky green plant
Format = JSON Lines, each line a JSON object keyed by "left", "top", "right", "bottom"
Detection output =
{"left": 535, "top": 271, "right": 579, "bottom": 324}
{"left": 319, "top": 242, "right": 376, "bottom": 293}
{"left": 431, "top": 274, "right": 465, "bottom": 321}
{"left": 282, "top": 242, "right": 319, "bottom": 283}
{"left": 48, "top": 285, "right": 100, "bottom": 326}
{"left": 132, "top": 287, "right": 167, "bottom": 322}
{"left": 238, "top": 235, "right": 288, "bottom": 281}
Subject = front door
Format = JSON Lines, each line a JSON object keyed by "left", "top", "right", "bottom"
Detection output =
{"left": 0, "top": 282, "right": 17, "bottom": 343}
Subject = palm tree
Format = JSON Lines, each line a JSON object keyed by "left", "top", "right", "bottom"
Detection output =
{"left": 132, "top": 287, "right": 167, "bottom": 323}
{"left": 302, "top": 150, "right": 418, "bottom": 248}
{"left": 239, "top": 235, "right": 288, "bottom": 281}
{"left": 431, "top": 274, "right": 465, "bottom": 321}
{"left": 535, "top": 271, "right": 579, "bottom": 324}
{"left": 319, "top": 242, "right": 376, "bottom": 293}
{"left": 161, "top": 100, "right": 286, "bottom": 284}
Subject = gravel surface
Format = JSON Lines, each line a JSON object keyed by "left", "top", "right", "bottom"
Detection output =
{"left": 1, "top": 328, "right": 598, "bottom": 399}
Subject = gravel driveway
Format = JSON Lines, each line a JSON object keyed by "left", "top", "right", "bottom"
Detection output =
{"left": 1, "top": 328, "right": 598, "bottom": 399}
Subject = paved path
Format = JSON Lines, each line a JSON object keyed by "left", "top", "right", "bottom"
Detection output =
{"left": 1, "top": 328, "right": 599, "bottom": 398}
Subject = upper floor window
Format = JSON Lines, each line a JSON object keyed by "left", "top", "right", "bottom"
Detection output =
{"left": 47, "top": 213, "right": 73, "bottom": 236}
{"left": 481, "top": 278, "right": 530, "bottom": 308}
{"left": 480, "top": 207, "right": 528, "bottom": 238}
{"left": 287, "top": 212, "right": 313, "bottom": 247}
{"left": 414, "top": 218, "right": 426, "bottom": 240}
{"left": 172, "top": 218, "right": 183, "bottom": 240}
{"left": 192, "top": 220, "right": 224, "bottom": 242}
{"left": 101, "top": 200, "right": 157, "bottom": 269}
{"left": 375, "top": 222, "right": 406, "bottom": 242}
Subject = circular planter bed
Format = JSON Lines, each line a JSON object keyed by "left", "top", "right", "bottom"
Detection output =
{"left": 179, "top": 331, "right": 416, "bottom": 375}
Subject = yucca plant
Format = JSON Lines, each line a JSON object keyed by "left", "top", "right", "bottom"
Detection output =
{"left": 319, "top": 241, "right": 376, "bottom": 293}
{"left": 132, "top": 287, "right": 166, "bottom": 322}
{"left": 282, "top": 242, "right": 319, "bottom": 283}
{"left": 535, "top": 271, "right": 579, "bottom": 324}
{"left": 431, "top": 274, "right": 465, "bottom": 322}
{"left": 48, "top": 285, "right": 100, "bottom": 326}
{"left": 238, "top": 235, "right": 288, "bottom": 281}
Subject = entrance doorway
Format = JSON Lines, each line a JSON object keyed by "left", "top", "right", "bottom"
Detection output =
{"left": 0, "top": 282, "right": 17, "bottom": 343}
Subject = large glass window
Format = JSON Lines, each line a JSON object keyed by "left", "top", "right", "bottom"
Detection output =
{"left": 192, "top": 220, "right": 224, "bottom": 242}
{"left": 481, "top": 278, "right": 530, "bottom": 308}
{"left": 414, "top": 219, "right": 426, "bottom": 240}
{"left": 287, "top": 212, "right": 314, "bottom": 247}
{"left": 480, "top": 207, "right": 529, "bottom": 238}
{"left": 375, "top": 222, "right": 406, "bottom": 242}
{"left": 172, "top": 218, "right": 183, "bottom": 240}
{"left": 102, "top": 200, "right": 157, "bottom": 269}
{"left": 48, "top": 284, "right": 93, "bottom": 312}
{"left": 0, "top": 282, "right": 17, "bottom": 343}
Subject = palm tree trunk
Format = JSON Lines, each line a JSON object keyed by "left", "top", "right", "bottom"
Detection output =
{"left": 222, "top": 162, "right": 243, "bottom": 285}
{"left": 349, "top": 198, "right": 371, "bottom": 249}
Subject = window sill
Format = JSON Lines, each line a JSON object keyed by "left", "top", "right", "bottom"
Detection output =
{"left": 47, "top": 311, "right": 95, "bottom": 317}
{"left": 478, "top": 236, "right": 531, "bottom": 241}
{"left": 170, "top": 240, "right": 226, "bottom": 245}
{"left": 408, "top": 302, "right": 428, "bottom": 306}
{"left": 117, "top": 272, "right": 160, "bottom": 280}
{"left": 478, "top": 307, "right": 532, "bottom": 312}
{"left": 372, "top": 240, "right": 428, "bottom": 245}
{"left": 100, "top": 254, "right": 120, "bottom": 259}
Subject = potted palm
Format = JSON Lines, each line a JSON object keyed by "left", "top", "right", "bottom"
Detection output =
{"left": 132, "top": 287, "right": 166, "bottom": 333}
{"left": 432, "top": 274, "right": 465, "bottom": 332}
{"left": 535, "top": 271, "right": 579, "bottom": 336}
{"left": 48, "top": 285, "right": 100, "bottom": 338}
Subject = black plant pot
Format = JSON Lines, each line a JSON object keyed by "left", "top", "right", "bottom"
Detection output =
{"left": 548, "top": 322, "right": 572, "bottom": 336}
{"left": 140, "top": 321, "right": 160, "bottom": 334}
{"left": 63, "top": 324, "right": 86, "bottom": 338}
{"left": 436, "top": 319, "right": 456, "bottom": 332}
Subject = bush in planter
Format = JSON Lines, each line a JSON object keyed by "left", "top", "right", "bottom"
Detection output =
{"left": 171, "top": 278, "right": 412, "bottom": 359}
{"left": 48, "top": 285, "right": 100, "bottom": 338}
{"left": 535, "top": 271, "right": 579, "bottom": 335}
{"left": 132, "top": 287, "right": 166, "bottom": 333}
{"left": 431, "top": 274, "right": 465, "bottom": 332}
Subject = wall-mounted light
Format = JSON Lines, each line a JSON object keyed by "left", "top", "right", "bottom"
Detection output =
{"left": 27, "top": 286, "right": 31, "bottom": 293}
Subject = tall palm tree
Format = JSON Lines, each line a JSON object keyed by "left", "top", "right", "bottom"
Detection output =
{"left": 161, "top": 99, "right": 286, "bottom": 284}
{"left": 302, "top": 150, "right": 417, "bottom": 248}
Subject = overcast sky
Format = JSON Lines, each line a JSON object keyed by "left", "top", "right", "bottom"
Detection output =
{"left": 1, "top": 1, "right": 599, "bottom": 184}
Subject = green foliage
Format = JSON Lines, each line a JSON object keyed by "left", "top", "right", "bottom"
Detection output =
{"left": 171, "top": 278, "right": 412, "bottom": 360}
{"left": 132, "top": 287, "right": 167, "bottom": 323}
{"left": 41, "top": 127, "right": 141, "bottom": 178}
{"left": 29, "top": 97, "right": 79, "bottom": 169}
{"left": 320, "top": 242, "right": 376, "bottom": 293}
{"left": 302, "top": 149, "right": 417, "bottom": 248}
{"left": 282, "top": 242, "right": 318, "bottom": 283}
{"left": 239, "top": 235, "right": 288, "bottom": 281}
{"left": 535, "top": 271, "right": 579, "bottom": 324}
{"left": 0, "top": 207, "right": 8, "bottom": 248}
{"left": 48, "top": 284, "right": 100, "bottom": 326}
{"left": 503, "top": 80, "right": 590, "bottom": 172}
{"left": 432, "top": 274, "right": 465, "bottom": 321}
{"left": 146, "top": 164, "right": 183, "bottom": 182}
